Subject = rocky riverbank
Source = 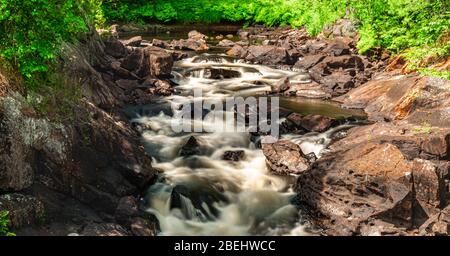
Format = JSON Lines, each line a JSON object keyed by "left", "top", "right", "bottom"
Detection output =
{"left": 1, "top": 21, "right": 449, "bottom": 236}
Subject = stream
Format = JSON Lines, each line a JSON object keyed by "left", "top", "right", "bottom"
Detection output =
{"left": 124, "top": 32, "right": 366, "bottom": 236}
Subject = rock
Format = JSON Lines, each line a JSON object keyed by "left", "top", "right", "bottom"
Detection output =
{"left": 226, "top": 44, "right": 248, "bottom": 59}
{"left": 337, "top": 74, "right": 450, "bottom": 128}
{"left": 152, "top": 39, "right": 170, "bottom": 49}
{"left": 294, "top": 54, "right": 326, "bottom": 70}
{"left": 262, "top": 140, "right": 310, "bottom": 175}
{"left": 131, "top": 217, "right": 156, "bottom": 236}
{"left": 114, "top": 196, "right": 140, "bottom": 225}
{"left": 419, "top": 205, "right": 450, "bottom": 236}
{"left": 147, "top": 48, "right": 174, "bottom": 77}
{"left": 320, "top": 71, "right": 355, "bottom": 92}
{"left": 120, "top": 49, "right": 145, "bottom": 72}
{"left": 179, "top": 136, "right": 202, "bottom": 157}
{"left": 295, "top": 142, "right": 416, "bottom": 235}
{"left": 188, "top": 30, "right": 206, "bottom": 40}
{"left": 186, "top": 68, "right": 241, "bottom": 79}
{"left": 324, "top": 55, "right": 365, "bottom": 70}
{"left": 226, "top": 34, "right": 234, "bottom": 39}
{"left": 222, "top": 150, "right": 245, "bottom": 161}
{"left": 116, "top": 79, "right": 139, "bottom": 91}
{"left": 121, "top": 36, "right": 142, "bottom": 47}
{"left": 104, "top": 40, "right": 127, "bottom": 58}
{"left": 171, "top": 38, "right": 209, "bottom": 52}
{"left": 324, "top": 39, "right": 351, "bottom": 56}
{"left": 411, "top": 159, "right": 447, "bottom": 216}
{"left": 296, "top": 114, "right": 335, "bottom": 132}
{"left": 271, "top": 77, "right": 290, "bottom": 93}
{"left": 0, "top": 194, "right": 45, "bottom": 229}
{"left": 0, "top": 95, "right": 35, "bottom": 191}
{"left": 218, "top": 39, "right": 235, "bottom": 47}
{"left": 170, "top": 184, "right": 228, "bottom": 219}
{"left": 245, "top": 45, "right": 294, "bottom": 65}
{"left": 331, "top": 122, "right": 450, "bottom": 161}
{"left": 152, "top": 80, "right": 173, "bottom": 96}
{"left": 238, "top": 31, "right": 250, "bottom": 40}
{"left": 80, "top": 223, "right": 130, "bottom": 236}
{"left": 35, "top": 101, "right": 157, "bottom": 214}
{"left": 284, "top": 81, "right": 332, "bottom": 99}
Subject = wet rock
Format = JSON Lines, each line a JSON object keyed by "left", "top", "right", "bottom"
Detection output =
{"left": 271, "top": 77, "right": 290, "bottom": 93}
{"left": 0, "top": 194, "right": 45, "bottom": 229}
{"left": 121, "top": 36, "right": 142, "bottom": 47}
{"left": 170, "top": 183, "right": 228, "bottom": 219}
{"left": 222, "top": 150, "right": 245, "bottom": 162}
{"left": 179, "top": 136, "right": 202, "bottom": 157}
{"left": 218, "top": 39, "right": 235, "bottom": 48}
{"left": 262, "top": 140, "right": 310, "bottom": 175}
{"left": 104, "top": 40, "right": 127, "bottom": 58}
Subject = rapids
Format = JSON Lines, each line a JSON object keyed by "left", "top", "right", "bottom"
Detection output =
{"left": 127, "top": 53, "right": 364, "bottom": 236}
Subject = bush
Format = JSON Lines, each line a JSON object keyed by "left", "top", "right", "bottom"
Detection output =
{"left": 0, "top": 211, "right": 15, "bottom": 236}
{"left": 0, "top": 0, "right": 103, "bottom": 86}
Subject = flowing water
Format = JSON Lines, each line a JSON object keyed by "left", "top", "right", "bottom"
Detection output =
{"left": 126, "top": 47, "right": 365, "bottom": 236}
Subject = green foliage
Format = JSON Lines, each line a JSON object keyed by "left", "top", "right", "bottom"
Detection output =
{"left": 1, "top": 0, "right": 449, "bottom": 85}
{"left": 0, "top": 0, "right": 103, "bottom": 85}
{"left": 352, "top": 0, "right": 450, "bottom": 54}
{"left": 101, "top": 0, "right": 348, "bottom": 34}
{"left": 0, "top": 211, "right": 15, "bottom": 236}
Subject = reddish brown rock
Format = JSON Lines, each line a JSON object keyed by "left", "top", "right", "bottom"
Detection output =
{"left": 294, "top": 54, "right": 326, "bottom": 70}
{"left": 245, "top": 45, "right": 294, "bottom": 65}
{"left": 295, "top": 142, "right": 416, "bottom": 235}
{"left": 262, "top": 140, "right": 310, "bottom": 175}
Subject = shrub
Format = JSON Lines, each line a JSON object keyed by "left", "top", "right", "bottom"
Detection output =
{"left": 0, "top": 211, "right": 15, "bottom": 236}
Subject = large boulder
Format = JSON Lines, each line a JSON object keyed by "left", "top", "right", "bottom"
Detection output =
{"left": 337, "top": 74, "right": 450, "bottom": 128}
{"left": 296, "top": 142, "right": 416, "bottom": 235}
{"left": 262, "top": 140, "right": 310, "bottom": 175}
{"left": 0, "top": 93, "right": 68, "bottom": 192}
{"left": 122, "top": 46, "right": 174, "bottom": 78}
{"left": 104, "top": 40, "right": 127, "bottom": 58}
